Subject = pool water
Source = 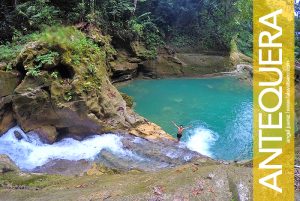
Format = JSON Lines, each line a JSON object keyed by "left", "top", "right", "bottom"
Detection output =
{"left": 119, "top": 77, "right": 253, "bottom": 160}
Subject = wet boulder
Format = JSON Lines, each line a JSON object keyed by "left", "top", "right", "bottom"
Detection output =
{"left": 14, "top": 130, "right": 23, "bottom": 140}
{"left": 31, "top": 126, "right": 58, "bottom": 144}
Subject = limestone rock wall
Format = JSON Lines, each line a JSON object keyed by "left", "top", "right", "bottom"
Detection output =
{"left": 0, "top": 38, "right": 172, "bottom": 143}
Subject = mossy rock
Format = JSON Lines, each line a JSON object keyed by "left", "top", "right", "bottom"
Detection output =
{"left": 121, "top": 93, "right": 134, "bottom": 108}
{"left": 130, "top": 41, "right": 156, "bottom": 60}
{"left": 5, "top": 26, "right": 144, "bottom": 142}
{"left": 86, "top": 163, "right": 120, "bottom": 176}
{"left": 0, "top": 70, "right": 21, "bottom": 97}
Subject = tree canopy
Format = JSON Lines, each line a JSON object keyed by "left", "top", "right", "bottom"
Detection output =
{"left": 1, "top": 0, "right": 253, "bottom": 56}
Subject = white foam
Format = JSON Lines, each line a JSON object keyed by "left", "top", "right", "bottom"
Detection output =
{"left": 185, "top": 126, "right": 218, "bottom": 157}
{"left": 0, "top": 126, "right": 133, "bottom": 171}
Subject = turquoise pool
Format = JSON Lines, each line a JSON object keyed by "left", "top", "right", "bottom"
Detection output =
{"left": 119, "top": 77, "right": 253, "bottom": 160}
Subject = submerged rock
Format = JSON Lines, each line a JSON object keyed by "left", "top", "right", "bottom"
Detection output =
{"left": 14, "top": 130, "right": 23, "bottom": 140}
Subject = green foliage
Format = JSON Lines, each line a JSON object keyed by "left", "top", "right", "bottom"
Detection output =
{"left": 129, "top": 13, "right": 152, "bottom": 36}
{"left": 0, "top": 172, "right": 67, "bottom": 188}
{"left": 11, "top": 30, "right": 39, "bottom": 44}
{"left": 26, "top": 67, "right": 41, "bottom": 77}
{"left": 136, "top": 0, "right": 252, "bottom": 52}
{"left": 63, "top": 91, "right": 73, "bottom": 102}
{"left": 26, "top": 51, "right": 59, "bottom": 77}
{"left": 105, "top": 0, "right": 135, "bottom": 20}
{"left": 16, "top": 0, "right": 60, "bottom": 30}
{"left": 0, "top": 44, "right": 22, "bottom": 62}
{"left": 0, "top": 0, "right": 253, "bottom": 62}
{"left": 83, "top": 81, "right": 94, "bottom": 92}
{"left": 35, "top": 51, "right": 59, "bottom": 68}
{"left": 5, "top": 64, "right": 13, "bottom": 72}
{"left": 87, "top": 64, "right": 96, "bottom": 75}
{"left": 0, "top": 31, "right": 39, "bottom": 62}
{"left": 67, "top": 2, "right": 86, "bottom": 23}
{"left": 130, "top": 21, "right": 144, "bottom": 37}
{"left": 129, "top": 13, "right": 163, "bottom": 57}
{"left": 101, "top": 35, "right": 117, "bottom": 57}
{"left": 236, "top": 30, "right": 253, "bottom": 57}
{"left": 0, "top": 30, "right": 36, "bottom": 62}
{"left": 36, "top": 27, "right": 103, "bottom": 63}
{"left": 235, "top": 0, "right": 253, "bottom": 56}
{"left": 230, "top": 39, "right": 238, "bottom": 53}
{"left": 71, "top": 54, "right": 81, "bottom": 65}
{"left": 50, "top": 71, "right": 59, "bottom": 79}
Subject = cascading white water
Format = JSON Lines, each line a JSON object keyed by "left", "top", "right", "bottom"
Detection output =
{"left": 185, "top": 126, "right": 218, "bottom": 157}
{"left": 0, "top": 125, "right": 214, "bottom": 172}
{"left": 0, "top": 126, "right": 135, "bottom": 171}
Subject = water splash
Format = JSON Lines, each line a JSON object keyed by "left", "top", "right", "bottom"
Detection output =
{"left": 185, "top": 125, "right": 218, "bottom": 157}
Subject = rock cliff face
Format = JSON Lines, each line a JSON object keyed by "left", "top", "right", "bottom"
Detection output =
{"left": 140, "top": 51, "right": 233, "bottom": 77}
{"left": 0, "top": 27, "right": 173, "bottom": 143}
{"left": 108, "top": 44, "right": 252, "bottom": 81}
{"left": 109, "top": 49, "right": 140, "bottom": 83}
{"left": 0, "top": 71, "right": 21, "bottom": 134}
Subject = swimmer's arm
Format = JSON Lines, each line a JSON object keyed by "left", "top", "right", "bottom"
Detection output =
{"left": 171, "top": 121, "right": 179, "bottom": 128}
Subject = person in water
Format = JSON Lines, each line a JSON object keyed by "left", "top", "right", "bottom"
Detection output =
{"left": 171, "top": 121, "right": 192, "bottom": 142}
